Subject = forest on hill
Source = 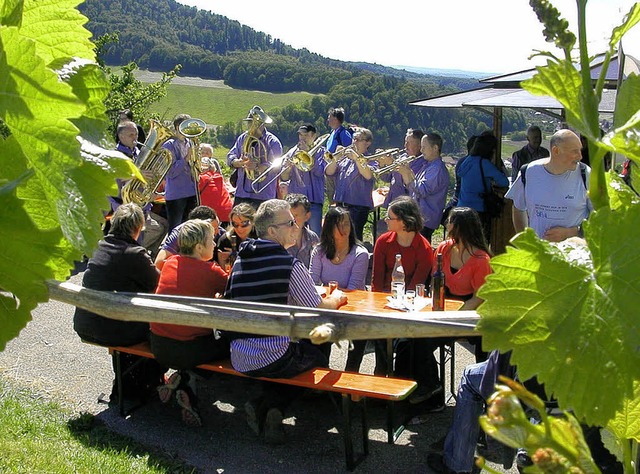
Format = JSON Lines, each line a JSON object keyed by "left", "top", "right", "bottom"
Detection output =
{"left": 81, "top": 0, "right": 528, "bottom": 152}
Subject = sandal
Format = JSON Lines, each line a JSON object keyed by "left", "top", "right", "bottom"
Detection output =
{"left": 157, "top": 371, "right": 181, "bottom": 404}
{"left": 176, "top": 387, "right": 201, "bottom": 427}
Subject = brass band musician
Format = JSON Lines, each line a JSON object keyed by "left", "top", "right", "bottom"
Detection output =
{"left": 280, "top": 124, "right": 327, "bottom": 235}
{"left": 162, "top": 114, "right": 199, "bottom": 231}
{"left": 227, "top": 105, "right": 283, "bottom": 209}
{"left": 325, "top": 127, "right": 378, "bottom": 241}
{"left": 376, "top": 128, "right": 425, "bottom": 208}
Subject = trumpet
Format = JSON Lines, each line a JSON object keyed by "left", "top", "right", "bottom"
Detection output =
{"left": 374, "top": 153, "right": 420, "bottom": 176}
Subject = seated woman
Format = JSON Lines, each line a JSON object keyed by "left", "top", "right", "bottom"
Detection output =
{"left": 73, "top": 203, "right": 164, "bottom": 404}
{"left": 310, "top": 206, "right": 370, "bottom": 372}
{"left": 372, "top": 196, "right": 433, "bottom": 292}
{"left": 154, "top": 205, "right": 222, "bottom": 270}
{"left": 150, "top": 219, "right": 229, "bottom": 427}
{"left": 372, "top": 196, "right": 438, "bottom": 403}
{"left": 216, "top": 202, "right": 258, "bottom": 272}
{"left": 435, "top": 206, "right": 492, "bottom": 369}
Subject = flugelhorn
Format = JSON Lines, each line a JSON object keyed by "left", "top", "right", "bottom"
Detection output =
{"left": 374, "top": 153, "right": 419, "bottom": 176}
{"left": 354, "top": 147, "right": 402, "bottom": 166}
{"left": 251, "top": 133, "right": 329, "bottom": 194}
{"left": 323, "top": 144, "right": 353, "bottom": 164}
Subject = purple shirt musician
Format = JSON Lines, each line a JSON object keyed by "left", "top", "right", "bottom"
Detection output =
{"left": 227, "top": 130, "right": 283, "bottom": 202}
{"left": 381, "top": 156, "right": 424, "bottom": 207}
{"left": 162, "top": 138, "right": 197, "bottom": 201}
{"left": 283, "top": 145, "right": 326, "bottom": 205}
{"left": 409, "top": 156, "right": 449, "bottom": 230}
{"left": 331, "top": 158, "right": 377, "bottom": 208}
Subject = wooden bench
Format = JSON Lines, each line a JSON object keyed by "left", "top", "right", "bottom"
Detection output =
{"left": 107, "top": 341, "right": 417, "bottom": 471}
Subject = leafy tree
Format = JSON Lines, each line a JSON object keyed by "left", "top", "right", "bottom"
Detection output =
{"left": 476, "top": 1, "right": 640, "bottom": 471}
{"left": 0, "top": 0, "right": 138, "bottom": 350}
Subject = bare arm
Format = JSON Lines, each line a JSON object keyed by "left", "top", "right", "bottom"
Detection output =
{"left": 512, "top": 207, "right": 528, "bottom": 234}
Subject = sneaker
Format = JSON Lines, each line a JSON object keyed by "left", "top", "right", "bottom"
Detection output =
{"left": 409, "top": 384, "right": 444, "bottom": 405}
{"left": 157, "top": 372, "right": 181, "bottom": 404}
{"left": 263, "top": 408, "right": 285, "bottom": 445}
{"left": 176, "top": 387, "right": 201, "bottom": 427}
{"left": 244, "top": 400, "right": 262, "bottom": 436}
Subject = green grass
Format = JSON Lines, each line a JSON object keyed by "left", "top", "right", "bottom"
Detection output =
{"left": 149, "top": 84, "right": 319, "bottom": 126}
{"left": 0, "top": 379, "right": 194, "bottom": 474}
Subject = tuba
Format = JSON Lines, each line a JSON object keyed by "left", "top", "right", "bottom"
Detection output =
{"left": 251, "top": 133, "right": 329, "bottom": 194}
{"left": 242, "top": 106, "right": 272, "bottom": 180}
{"left": 121, "top": 119, "right": 174, "bottom": 206}
{"left": 178, "top": 118, "right": 207, "bottom": 204}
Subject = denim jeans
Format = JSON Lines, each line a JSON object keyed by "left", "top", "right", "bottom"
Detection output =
{"left": 443, "top": 360, "right": 488, "bottom": 472}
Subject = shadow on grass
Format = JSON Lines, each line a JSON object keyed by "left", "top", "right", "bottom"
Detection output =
{"left": 67, "top": 412, "right": 197, "bottom": 473}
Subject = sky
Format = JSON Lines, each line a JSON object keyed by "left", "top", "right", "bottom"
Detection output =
{"left": 176, "top": 0, "right": 639, "bottom": 74}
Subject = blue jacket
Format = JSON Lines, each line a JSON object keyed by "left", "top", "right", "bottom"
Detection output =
{"left": 457, "top": 156, "right": 508, "bottom": 212}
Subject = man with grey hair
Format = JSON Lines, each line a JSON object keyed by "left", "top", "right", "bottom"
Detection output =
{"left": 506, "top": 128, "right": 592, "bottom": 242}
{"left": 224, "top": 198, "right": 347, "bottom": 444}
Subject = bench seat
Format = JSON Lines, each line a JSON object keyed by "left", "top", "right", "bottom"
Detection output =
{"left": 106, "top": 341, "right": 417, "bottom": 471}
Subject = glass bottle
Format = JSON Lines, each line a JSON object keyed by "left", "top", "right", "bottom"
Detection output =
{"left": 432, "top": 252, "right": 445, "bottom": 311}
{"left": 391, "top": 254, "right": 405, "bottom": 300}
{"left": 226, "top": 234, "right": 238, "bottom": 273}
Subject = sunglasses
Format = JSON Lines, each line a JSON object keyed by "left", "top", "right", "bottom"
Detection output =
{"left": 272, "top": 219, "right": 296, "bottom": 228}
{"left": 231, "top": 220, "right": 251, "bottom": 228}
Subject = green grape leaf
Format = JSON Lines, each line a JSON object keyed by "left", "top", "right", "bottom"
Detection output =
{"left": 606, "top": 380, "right": 640, "bottom": 445}
{"left": 607, "top": 171, "right": 640, "bottom": 211}
{"left": 610, "top": 3, "right": 640, "bottom": 48}
{"left": 477, "top": 201, "right": 640, "bottom": 426}
{"left": 1, "top": 0, "right": 23, "bottom": 27}
{"left": 64, "top": 61, "right": 111, "bottom": 143}
{"left": 20, "top": 0, "right": 94, "bottom": 66}
{"left": 521, "top": 60, "right": 587, "bottom": 133}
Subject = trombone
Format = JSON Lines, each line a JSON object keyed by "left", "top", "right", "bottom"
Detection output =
{"left": 251, "top": 133, "right": 329, "bottom": 194}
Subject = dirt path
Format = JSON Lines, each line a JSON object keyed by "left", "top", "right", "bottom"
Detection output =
{"left": 0, "top": 271, "right": 514, "bottom": 473}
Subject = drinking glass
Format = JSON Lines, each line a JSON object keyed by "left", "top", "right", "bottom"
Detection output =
{"left": 404, "top": 290, "right": 416, "bottom": 311}
{"left": 415, "top": 284, "right": 426, "bottom": 299}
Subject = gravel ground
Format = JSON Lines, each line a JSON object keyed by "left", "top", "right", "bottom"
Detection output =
{"left": 0, "top": 272, "right": 515, "bottom": 474}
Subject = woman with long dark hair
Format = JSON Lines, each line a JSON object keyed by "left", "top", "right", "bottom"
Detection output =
{"left": 310, "top": 206, "right": 369, "bottom": 290}
{"left": 310, "top": 206, "right": 370, "bottom": 373}
{"left": 438, "top": 207, "right": 492, "bottom": 311}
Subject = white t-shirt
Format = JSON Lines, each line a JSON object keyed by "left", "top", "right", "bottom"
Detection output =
{"left": 505, "top": 159, "right": 592, "bottom": 238}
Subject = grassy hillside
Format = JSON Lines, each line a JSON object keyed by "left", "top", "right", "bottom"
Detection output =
{"left": 148, "top": 84, "right": 320, "bottom": 126}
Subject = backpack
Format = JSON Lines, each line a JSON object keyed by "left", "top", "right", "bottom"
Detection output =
{"left": 334, "top": 125, "right": 355, "bottom": 147}
{"left": 520, "top": 161, "right": 587, "bottom": 189}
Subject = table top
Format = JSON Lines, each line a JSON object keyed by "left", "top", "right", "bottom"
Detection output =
{"left": 339, "top": 289, "right": 463, "bottom": 314}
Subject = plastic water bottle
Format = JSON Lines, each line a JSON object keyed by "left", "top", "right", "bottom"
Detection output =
{"left": 432, "top": 252, "right": 445, "bottom": 311}
{"left": 391, "top": 254, "right": 405, "bottom": 301}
